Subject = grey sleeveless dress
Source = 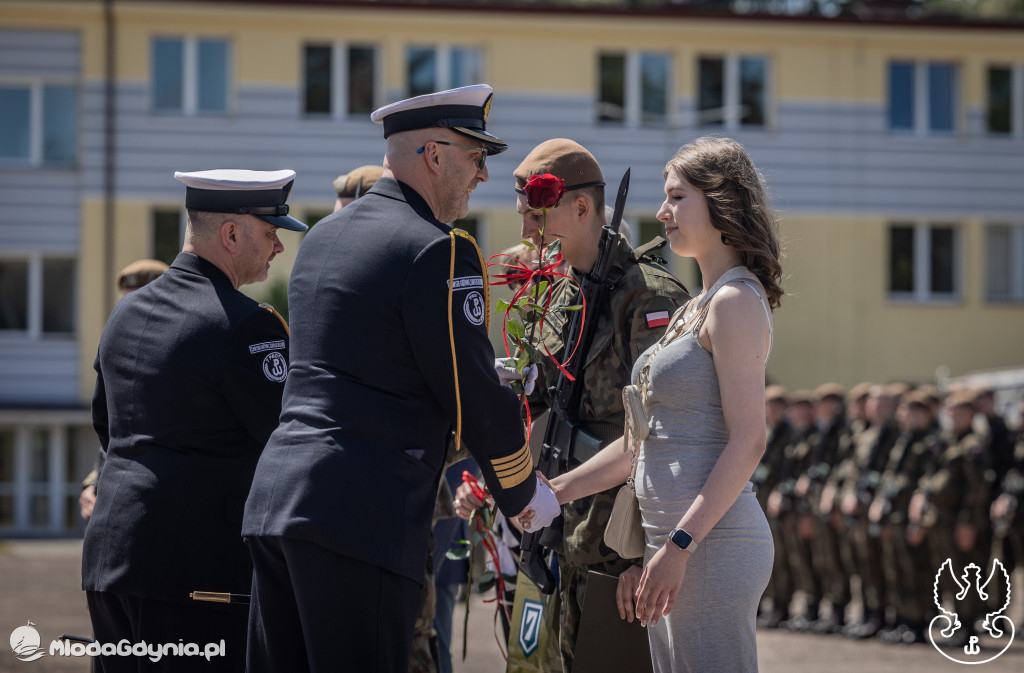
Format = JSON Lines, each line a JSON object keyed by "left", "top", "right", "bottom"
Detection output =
{"left": 633, "top": 267, "right": 774, "bottom": 673}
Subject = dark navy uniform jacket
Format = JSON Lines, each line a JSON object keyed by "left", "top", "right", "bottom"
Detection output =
{"left": 242, "top": 177, "right": 534, "bottom": 584}
{"left": 83, "top": 253, "right": 288, "bottom": 603}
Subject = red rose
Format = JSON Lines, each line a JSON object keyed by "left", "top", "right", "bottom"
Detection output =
{"left": 524, "top": 173, "right": 566, "bottom": 209}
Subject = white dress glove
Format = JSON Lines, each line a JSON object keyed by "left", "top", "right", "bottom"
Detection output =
{"left": 494, "top": 358, "right": 538, "bottom": 395}
{"left": 521, "top": 476, "right": 560, "bottom": 532}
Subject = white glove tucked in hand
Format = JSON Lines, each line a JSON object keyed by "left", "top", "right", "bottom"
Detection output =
{"left": 494, "top": 358, "right": 538, "bottom": 395}
{"left": 519, "top": 475, "right": 560, "bottom": 532}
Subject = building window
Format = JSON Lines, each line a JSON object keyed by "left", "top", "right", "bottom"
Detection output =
{"left": 697, "top": 55, "right": 767, "bottom": 128}
{"left": 597, "top": 52, "right": 670, "bottom": 127}
{"left": 985, "top": 224, "right": 1024, "bottom": 302}
{"left": 888, "top": 61, "right": 957, "bottom": 134}
{"left": 302, "top": 43, "right": 378, "bottom": 117}
{"left": 406, "top": 46, "right": 483, "bottom": 97}
{"left": 987, "top": 65, "right": 1023, "bottom": 136}
{"left": 0, "top": 256, "right": 75, "bottom": 337}
{"left": 0, "top": 82, "right": 77, "bottom": 164}
{"left": 151, "top": 36, "right": 230, "bottom": 114}
{"left": 888, "top": 223, "right": 959, "bottom": 301}
{"left": 152, "top": 209, "right": 186, "bottom": 266}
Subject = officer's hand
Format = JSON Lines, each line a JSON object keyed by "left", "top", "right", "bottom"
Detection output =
{"left": 991, "top": 493, "right": 1011, "bottom": 522}
{"left": 908, "top": 493, "right": 925, "bottom": 523}
{"left": 453, "top": 482, "right": 487, "bottom": 521}
{"left": 616, "top": 565, "right": 642, "bottom": 622}
{"left": 517, "top": 473, "right": 559, "bottom": 532}
{"left": 494, "top": 358, "right": 538, "bottom": 395}
{"left": 867, "top": 499, "right": 884, "bottom": 524}
{"left": 766, "top": 491, "right": 782, "bottom": 518}
{"left": 840, "top": 492, "right": 859, "bottom": 517}
{"left": 79, "top": 485, "right": 97, "bottom": 521}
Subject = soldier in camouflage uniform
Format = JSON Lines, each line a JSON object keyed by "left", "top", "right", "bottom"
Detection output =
{"left": 832, "top": 383, "right": 902, "bottom": 637}
{"left": 991, "top": 402, "right": 1024, "bottom": 600}
{"left": 757, "top": 385, "right": 795, "bottom": 628}
{"left": 804, "top": 383, "right": 853, "bottom": 633}
{"left": 511, "top": 139, "right": 690, "bottom": 671}
{"left": 869, "top": 390, "right": 941, "bottom": 644}
{"left": 769, "top": 391, "right": 821, "bottom": 630}
{"left": 910, "top": 391, "right": 991, "bottom": 645}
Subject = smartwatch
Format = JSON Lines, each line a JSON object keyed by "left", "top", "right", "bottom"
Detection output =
{"left": 668, "top": 528, "right": 698, "bottom": 554}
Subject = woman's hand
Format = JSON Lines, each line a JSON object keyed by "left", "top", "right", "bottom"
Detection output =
{"left": 634, "top": 543, "right": 689, "bottom": 627}
{"left": 616, "top": 565, "right": 643, "bottom": 622}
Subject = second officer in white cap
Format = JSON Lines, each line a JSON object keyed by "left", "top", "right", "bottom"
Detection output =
{"left": 82, "top": 169, "right": 305, "bottom": 672}
{"left": 243, "top": 85, "right": 560, "bottom": 672}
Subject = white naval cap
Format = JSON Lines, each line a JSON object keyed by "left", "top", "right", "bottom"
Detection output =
{"left": 370, "top": 83, "right": 507, "bottom": 155}
{"left": 174, "top": 169, "right": 308, "bottom": 232}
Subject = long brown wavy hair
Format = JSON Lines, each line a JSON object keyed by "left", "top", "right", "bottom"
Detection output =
{"left": 664, "top": 136, "right": 784, "bottom": 309}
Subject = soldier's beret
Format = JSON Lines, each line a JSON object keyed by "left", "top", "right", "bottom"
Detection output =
{"left": 370, "top": 84, "right": 507, "bottom": 155}
{"left": 514, "top": 139, "right": 605, "bottom": 194}
{"left": 765, "top": 385, "right": 788, "bottom": 403}
{"left": 846, "top": 381, "right": 873, "bottom": 403}
{"left": 174, "top": 168, "right": 307, "bottom": 232}
{"left": 333, "top": 165, "right": 383, "bottom": 199}
{"left": 813, "top": 382, "right": 845, "bottom": 403}
{"left": 790, "top": 390, "right": 813, "bottom": 406}
{"left": 116, "top": 259, "right": 168, "bottom": 292}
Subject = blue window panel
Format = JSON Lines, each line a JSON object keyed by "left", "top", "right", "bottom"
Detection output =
{"left": 0, "top": 86, "right": 31, "bottom": 159}
{"left": 888, "top": 62, "right": 914, "bottom": 131}
{"left": 152, "top": 38, "right": 184, "bottom": 111}
{"left": 43, "top": 85, "right": 77, "bottom": 163}
{"left": 407, "top": 46, "right": 436, "bottom": 98}
{"left": 449, "top": 48, "right": 482, "bottom": 90}
{"left": 641, "top": 53, "right": 668, "bottom": 124}
{"left": 740, "top": 57, "right": 766, "bottom": 126}
{"left": 198, "top": 40, "right": 228, "bottom": 113}
{"left": 928, "top": 64, "right": 955, "bottom": 132}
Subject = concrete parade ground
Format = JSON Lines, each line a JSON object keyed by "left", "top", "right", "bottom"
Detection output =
{"left": 2, "top": 540, "right": 1023, "bottom": 673}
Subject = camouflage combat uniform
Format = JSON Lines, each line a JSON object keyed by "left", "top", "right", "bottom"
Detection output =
{"left": 527, "top": 234, "right": 689, "bottom": 672}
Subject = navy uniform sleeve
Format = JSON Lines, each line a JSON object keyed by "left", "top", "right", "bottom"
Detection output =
{"left": 220, "top": 307, "right": 289, "bottom": 445}
{"left": 403, "top": 234, "right": 534, "bottom": 517}
{"left": 91, "top": 353, "right": 110, "bottom": 451}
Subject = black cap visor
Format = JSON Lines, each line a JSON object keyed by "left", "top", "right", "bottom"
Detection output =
{"left": 453, "top": 127, "right": 507, "bottom": 155}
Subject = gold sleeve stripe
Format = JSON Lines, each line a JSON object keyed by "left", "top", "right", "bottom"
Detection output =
{"left": 491, "top": 441, "right": 531, "bottom": 470}
{"left": 493, "top": 443, "right": 534, "bottom": 489}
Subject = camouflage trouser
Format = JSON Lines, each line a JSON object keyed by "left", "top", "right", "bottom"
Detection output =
{"left": 851, "top": 518, "right": 886, "bottom": 616}
{"left": 766, "top": 514, "right": 793, "bottom": 616}
{"left": 882, "top": 524, "right": 931, "bottom": 625}
{"left": 409, "top": 536, "right": 439, "bottom": 673}
{"left": 781, "top": 513, "right": 821, "bottom": 610}
{"left": 813, "top": 517, "right": 852, "bottom": 617}
{"left": 557, "top": 556, "right": 633, "bottom": 673}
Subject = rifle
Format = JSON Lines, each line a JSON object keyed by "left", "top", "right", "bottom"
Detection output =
{"left": 518, "top": 168, "right": 630, "bottom": 594}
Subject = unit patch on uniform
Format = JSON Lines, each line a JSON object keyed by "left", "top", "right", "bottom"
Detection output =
{"left": 249, "top": 340, "right": 286, "bottom": 354}
{"left": 448, "top": 275, "right": 484, "bottom": 291}
{"left": 262, "top": 352, "right": 288, "bottom": 382}
{"left": 463, "top": 291, "right": 485, "bottom": 326}
{"left": 518, "top": 599, "right": 544, "bottom": 658}
{"left": 646, "top": 310, "right": 670, "bottom": 329}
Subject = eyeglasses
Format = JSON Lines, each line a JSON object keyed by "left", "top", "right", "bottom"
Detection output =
{"left": 417, "top": 141, "right": 487, "bottom": 170}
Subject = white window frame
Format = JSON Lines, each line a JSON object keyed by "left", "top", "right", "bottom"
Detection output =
{"left": 0, "top": 253, "right": 77, "bottom": 341}
{"left": 889, "top": 60, "right": 959, "bottom": 136}
{"left": 302, "top": 42, "right": 382, "bottom": 118}
{"left": 0, "top": 77, "right": 77, "bottom": 165}
{"left": 405, "top": 45, "right": 485, "bottom": 96}
{"left": 151, "top": 35, "right": 232, "bottom": 115}
{"left": 597, "top": 51, "right": 673, "bottom": 128}
{"left": 985, "top": 223, "right": 1024, "bottom": 302}
{"left": 696, "top": 53, "right": 772, "bottom": 130}
{"left": 888, "top": 222, "right": 962, "bottom": 303}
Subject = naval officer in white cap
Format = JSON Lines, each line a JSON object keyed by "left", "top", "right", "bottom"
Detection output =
{"left": 243, "top": 85, "right": 559, "bottom": 673}
{"left": 82, "top": 169, "right": 306, "bottom": 673}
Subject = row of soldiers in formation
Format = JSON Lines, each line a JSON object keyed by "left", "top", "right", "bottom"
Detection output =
{"left": 755, "top": 381, "right": 1024, "bottom": 646}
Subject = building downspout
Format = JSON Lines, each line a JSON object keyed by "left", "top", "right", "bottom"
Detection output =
{"left": 102, "top": 0, "right": 116, "bottom": 317}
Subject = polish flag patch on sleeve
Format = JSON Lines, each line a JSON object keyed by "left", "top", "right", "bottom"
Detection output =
{"left": 646, "top": 310, "right": 671, "bottom": 328}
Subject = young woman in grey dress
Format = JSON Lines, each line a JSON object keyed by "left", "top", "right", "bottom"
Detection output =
{"left": 542, "top": 137, "right": 784, "bottom": 672}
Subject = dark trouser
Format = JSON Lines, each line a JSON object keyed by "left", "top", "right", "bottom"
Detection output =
{"left": 767, "top": 514, "right": 793, "bottom": 616}
{"left": 246, "top": 536, "right": 420, "bottom": 673}
{"left": 558, "top": 556, "right": 633, "bottom": 673}
{"left": 86, "top": 590, "right": 247, "bottom": 672}
{"left": 814, "top": 516, "right": 851, "bottom": 619}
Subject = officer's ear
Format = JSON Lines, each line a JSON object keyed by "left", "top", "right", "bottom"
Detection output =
{"left": 220, "top": 219, "right": 241, "bottom": 252}
{"left": 419, "top": 141, "right": 444, "bottom": 177}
